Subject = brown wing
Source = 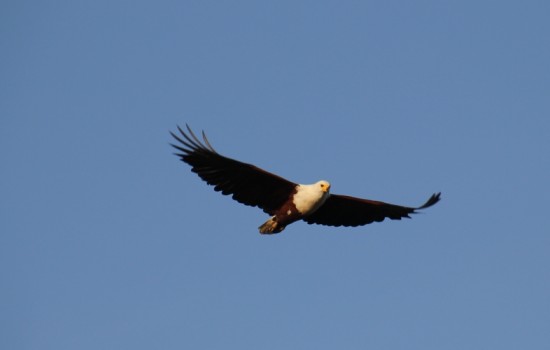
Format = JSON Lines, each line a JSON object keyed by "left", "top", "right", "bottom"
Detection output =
{"left": 303, "top": 192, "right": 441, "bottom": 227}
{"left": 170, "top": 125, "right": 297, "bottom": 215}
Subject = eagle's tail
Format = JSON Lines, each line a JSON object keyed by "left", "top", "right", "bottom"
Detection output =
{"left": 259, "top": 216, "right": 285, "bottom": 234}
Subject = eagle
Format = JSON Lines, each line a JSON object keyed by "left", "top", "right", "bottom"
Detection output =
{"left": 170, "top": 125, "right": 441, "bottom": 234}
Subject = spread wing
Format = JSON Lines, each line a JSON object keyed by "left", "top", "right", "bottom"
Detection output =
{"left": 170, "top": 125, "right": 297, "bottom": 215}
{"left": 303, "top": 192, "right": 441, "bottom": 227}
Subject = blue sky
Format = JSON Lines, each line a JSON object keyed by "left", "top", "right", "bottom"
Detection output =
{"left": 2, "top": 1, "right": 549, "bottom": 349}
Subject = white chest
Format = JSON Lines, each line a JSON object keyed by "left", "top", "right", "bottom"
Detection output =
{"left": 292, "top": 184, "right": 329, "bottom": 215}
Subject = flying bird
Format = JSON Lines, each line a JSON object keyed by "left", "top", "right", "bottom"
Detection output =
{"left": 170, "top": 125, "right": 441, "bottom": 234}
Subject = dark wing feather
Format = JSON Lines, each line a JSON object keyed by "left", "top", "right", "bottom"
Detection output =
{"left": 170, "top": 125, "right": 297, "bottom": 215}
{"left": 303, "top": 192, "right": 441, "bottom": 227}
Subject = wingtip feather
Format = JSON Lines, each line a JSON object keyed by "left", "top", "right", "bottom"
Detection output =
{"left": 417, "top": 192, "right": 441, "bottom": 210}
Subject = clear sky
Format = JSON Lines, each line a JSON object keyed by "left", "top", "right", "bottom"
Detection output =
{"left": 2, "top": 1, "right": 549, "bottom": 349}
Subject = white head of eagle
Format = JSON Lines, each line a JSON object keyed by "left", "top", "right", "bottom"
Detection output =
{"left": 170, "top": 125, "right": 441, "bottom": 235}
{"left": 293, "top": 180, "right": 331, "bottom": 215}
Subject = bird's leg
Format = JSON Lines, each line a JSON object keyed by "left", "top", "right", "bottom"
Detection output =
{"left": 258, "top": 216, "right": 282, "bottom": 234}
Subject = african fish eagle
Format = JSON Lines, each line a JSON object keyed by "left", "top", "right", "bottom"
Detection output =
{"left": 170, "top": 125, "right": 441, "bottom": 234}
